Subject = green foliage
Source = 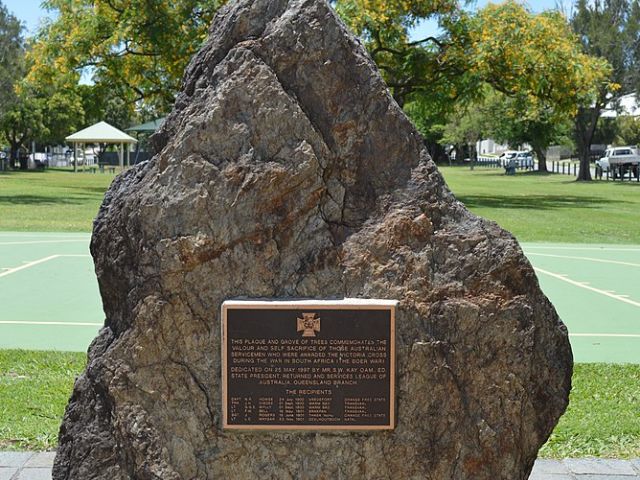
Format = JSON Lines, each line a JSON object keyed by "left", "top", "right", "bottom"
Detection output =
{"left": 1, "top": 66, "right": 84, "bottom": 158}
{"left": 439, "top": 101, "right": 487, "bottom": 151}
{"left": 364, "top": 1, "right": 608, "bottom": 168}
{"left": 0, "top": 1, "right": 24, "bottom": 113}
{"left": 615, "top": 116, "right": 640, "bottom": 145}
{"left": 0, "top": 1, "right": 29, "bottom": 161}
{"left": 468, "top": 2, "right": 607, "bottom": 119}
{"left": 483, "top": 91, "right": 574, "bottom": 169}
{"left": 0, "top": 89, "right": 46, "bottom": 165}
{"left": 335, "top": 0, "right": 478, "bottom": 111}
{"left": 31, "top": 0, "right": 227, "bottom": 115}
{"left": 0, "top": 5, "right": 85, "bottom": 158}
{"left": 571, "top": 0, "right": 640, "bottom": 179}
{"left": 78, "top": 83, "right": 135, "bottom": 131}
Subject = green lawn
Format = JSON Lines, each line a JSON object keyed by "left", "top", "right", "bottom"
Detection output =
{"left": 1, "top": 166, "right": 639, "bottom": 242}
{"left": 440, "top": 167, "right": 640, "bottom": 244}
{"left": 1, "top": 167, "right": 639, "bottom": 457}
{"left": 540, "top": 364, "right": 640, "bottom": 458}
{"left": 1, "top": 350, "right": 637, "bottom": 457}
{"left": 0, "top": 169, "right": 116, "bottom": 232}
{"left": 0, "top": 350, "right": 85, "bottom": 451}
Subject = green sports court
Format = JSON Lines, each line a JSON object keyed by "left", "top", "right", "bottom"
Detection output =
{"left": 1, "top": 232, "right": 638, "bottom": 363}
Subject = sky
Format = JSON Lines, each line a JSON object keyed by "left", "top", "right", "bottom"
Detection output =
{"left": 410, "top": 0, "right": 567, "bottom": 40}
{"left": 4, "top": 0, "right": 49, "bottom": 35}
{"left": 5, "top": 0, "right": 565, "bottom": 37}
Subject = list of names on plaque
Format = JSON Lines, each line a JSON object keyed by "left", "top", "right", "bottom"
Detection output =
{"left": 222, "top": 301, "right": 395, "bottom": 430}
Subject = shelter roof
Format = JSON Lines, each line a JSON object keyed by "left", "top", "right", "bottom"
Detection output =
{"left": 66, "top": 121, "right": 137, "bottom": 143}
{"left": 126, "top": 117, "right": 165, "bottom": 133}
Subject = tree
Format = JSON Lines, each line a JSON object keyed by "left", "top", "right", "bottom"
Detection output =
{"left": 0, "top": 2, "right": 24, "bottom": 113}
{"left": 30, "top": 0, "right": 227, "bottom": 115}
{"left": 0, "top": 91, "right": 46, "bottom": 168}
{"left": 614, "top": 115, "right": 640, "bottom": 145}
{"left": 438, "top": 102, "right": 488, "bottom": 163}
{"left": 78, "top": 83, "right": 136, "bottom": 131}
{"left": 335, "top": 0, "right": 473, "bottom": 108}
{"left": 402, "top": 1, "right": 607, "bottom": 169}
{"left": 570, "top": 0, "right": 640, "bottom": 180}
{"left": 468, "top": 2, "right": 608, "bottom": 174}
{"left": 28, "top": 0, "right": 608, "bottom": 163}
{"left": 484, "top": 92, "right": 574, "bottom": 172}
{"left": 467, "top": 3, "right": 606, "bottom": 120}
{"left": 0, "top": 1, "right": 26, "bottom": 166}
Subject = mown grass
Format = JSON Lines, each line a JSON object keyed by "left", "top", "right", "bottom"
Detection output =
{"left": 0, "top": 166, "right": 638, "bottom": 456}
{"left": 439, "top": 167, "right": 640, "bottom": 244}
{"left": 0, "top": 350, "right": 638, "bottom": 457}
{"left": 0, "top": 350, "right": 85, "bottom": 451}
{"left": 1, "top": 166, "right": 640, "bottom": 242}
{"left": 540, "top": 364, "right": 640, "bottom": 458}
{"left": 0, "top": 169, "right": 116, "bottom": 232}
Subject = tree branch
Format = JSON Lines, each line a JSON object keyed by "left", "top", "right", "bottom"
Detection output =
{"left": 407, "top": 36, "right": 444, "bottom": 49}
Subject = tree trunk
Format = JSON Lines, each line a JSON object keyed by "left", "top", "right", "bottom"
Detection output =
{"left": 533, "top": 145, "right": 548, "bottom": 172}
{"left": 424, "top": 139, "right": 447, "bottom": 163}
{"left": 9, "top": 144, "right": 20, "bottom": 170}
{"left": 574, "top": 98, "right": 605, "bottom": 181}
{"left": 577, "top": 149, "right": 592, "bottom": 181}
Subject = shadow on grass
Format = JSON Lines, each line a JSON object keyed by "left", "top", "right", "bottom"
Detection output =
{"left": 0, "top": 194, "right": 87, "bottom": 206}
{"left": 63, "top": 185, "right": 111, "bottom": 194}
{"left": 456, "top": 194, "right": 626, "bottom": 210}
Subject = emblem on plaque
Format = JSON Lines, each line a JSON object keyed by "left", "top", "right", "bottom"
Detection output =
{"left": 297, "top": 312, "right": 321, "bottom": 337}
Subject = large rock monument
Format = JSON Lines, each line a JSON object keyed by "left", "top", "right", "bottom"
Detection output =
{"left": 54, "top": 0, "right": 573, "bottom": 478}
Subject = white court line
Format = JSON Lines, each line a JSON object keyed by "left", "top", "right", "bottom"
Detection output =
{"left": 0, "top": 255, "right": 60, "bottom": 278}
{"left": 0, "top": 321, "right": 101, "bottom": 326}
{"left": 0, "top": 240, "right": 88, "bottom": 246}
{"left": 525, "top": 252, "right": 640, "bottom": 268}
{"left": 523, "top": 245, "right": 640, "bottom": 252}
{"left": 0, "top": 254, "right": 91, "bottom": 278}
{"left": 569, "top": 333, "right": 640, "bottom": 338}
{"left": 533, "top": 267, "right": 640, "bottom": 308}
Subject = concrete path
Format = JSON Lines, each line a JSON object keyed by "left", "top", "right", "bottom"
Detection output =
{"left": 1, "top": 452, "right": 639, "bottom": 479}
{"left": 0, "top": 452, "right": 55, "bottom": 480}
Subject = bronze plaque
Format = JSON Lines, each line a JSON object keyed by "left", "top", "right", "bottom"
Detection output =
{"left": 221, "top": 300, "right": 396, "bottom": 430}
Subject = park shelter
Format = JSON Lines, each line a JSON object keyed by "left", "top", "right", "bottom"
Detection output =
{"left": 126, "top": 117, "right": 165, "bottom": 134}
{"left": 126, "top": 117, "right": 165, "bottom": 164}
{"left": 66, "top": 121, "right": 137, "bottom": 171}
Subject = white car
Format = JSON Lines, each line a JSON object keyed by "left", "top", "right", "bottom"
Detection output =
{"left": 499, "top": 151, "right": 519, "bottom": 167}
{"left": 596, "top": 147, "right": 640, "bottom": 176}
{"left": 499, "top": 150, "right": 533, "bottom": 168}
{"left": 515, "top": 151, "right": 534, "bottom": 168}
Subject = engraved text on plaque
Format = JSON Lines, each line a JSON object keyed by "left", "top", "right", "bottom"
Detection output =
{"left": 221, "top": 300, "right": 396, "bottom": 430}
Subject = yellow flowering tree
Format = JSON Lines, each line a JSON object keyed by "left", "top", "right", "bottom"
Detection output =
{"left": 29, "top": 0, "right": 227, "bottom": 115}
{"left": 468, "top": 2, "right": 609, "bottom": 120}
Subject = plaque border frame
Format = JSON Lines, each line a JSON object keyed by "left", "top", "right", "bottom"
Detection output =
{"left": 221, "top": 299, "right": 397, "bottom": 431}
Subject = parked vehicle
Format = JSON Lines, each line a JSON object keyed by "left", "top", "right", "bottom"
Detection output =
{"left": 595, "top": 146, "right": 640, "bottom": 179}
{"left": 498, "top": 150, "right": 519, "bottom": 167}
{"left": 499, "top": 150, "right": 533, "bottom": 169}
{"left": 515, "top": 151, "right": 534, "bottom": 169}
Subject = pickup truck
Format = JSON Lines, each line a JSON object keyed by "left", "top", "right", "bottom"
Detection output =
{"left": 595, "top": 147, "right": 640, "bottom": 179}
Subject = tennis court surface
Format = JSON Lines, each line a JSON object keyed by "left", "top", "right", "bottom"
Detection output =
{"left": 1, "top": 233, "right": 638, "bottom": 363}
